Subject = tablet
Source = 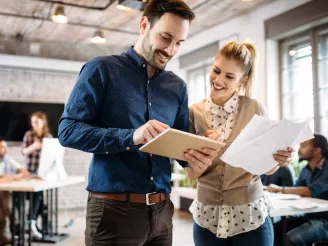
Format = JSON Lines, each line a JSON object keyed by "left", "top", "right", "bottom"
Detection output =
{"left": 139, "top": 128, "right": 225, "bottom": 161}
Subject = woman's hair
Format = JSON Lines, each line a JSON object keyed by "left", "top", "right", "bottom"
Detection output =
{"left": 217, "top": 41, "right": 257, "bottom": 97}
{"left": 31, "top": 111, "right": 49, "bottom": 138}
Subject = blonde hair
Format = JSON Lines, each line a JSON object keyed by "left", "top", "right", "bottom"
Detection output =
{"left": 31, "top": 111, "right": 49, "bottom": 138}
{"left": 217, "top": 41, "right": 256, "bottom": 97}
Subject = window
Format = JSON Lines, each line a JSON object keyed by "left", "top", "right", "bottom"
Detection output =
{"left": 318, "top": 29, "right": 328, "bottom": 137}
{"left": 280, "top": 25, "right": 328, "bottom": 135}
{"left": 187, "top": 64, "right": 212, "bottom": 105}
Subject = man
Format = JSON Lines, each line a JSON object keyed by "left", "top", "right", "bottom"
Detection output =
{"left": 0, "top": 139, "right": 34, "bottom": 245}
{"left": 261, "top": 165, "right": 295, "bottom": 187}
{"left": 58, "top": 1, "right": 218, "bottom": 245}
{"left": 267, "top": 134, "right": 328, "bottom": 246}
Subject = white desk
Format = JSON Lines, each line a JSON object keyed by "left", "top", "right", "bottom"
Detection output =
{"left": 269, "top": 193, "right": 328, "bottom": 217}
{"left": 0, "top": 176, "right": 85, "bottom": 192}
{"left": 0, "top": 176, "right": 84, "bottom": 246}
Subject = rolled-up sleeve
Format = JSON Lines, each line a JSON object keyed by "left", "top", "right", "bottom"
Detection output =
{"left": 58, "top": 58, "right": 135, "bottom": 154}
{"left": 308, "top": 180, "right": 328, "bottom": 198}
{"left": 308, "top": 168, "right": 328, "bottom": 198}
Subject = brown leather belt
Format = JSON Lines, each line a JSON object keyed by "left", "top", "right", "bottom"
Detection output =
{"left": 90, "top": 192, "right": 170, "bottom": 205}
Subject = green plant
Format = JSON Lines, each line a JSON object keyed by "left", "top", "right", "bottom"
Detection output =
{"left": 179, "top": 169, "right": 197, "bottom": 188}
{"left": 291, "top": 158, "right": 307, "bottom": 178}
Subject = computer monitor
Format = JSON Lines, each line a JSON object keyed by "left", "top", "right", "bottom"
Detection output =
{"left": 38, "top": 138, "right": 67, "bottom": 181}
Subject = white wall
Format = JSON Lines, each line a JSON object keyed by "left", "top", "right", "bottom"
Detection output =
{"left": 167, "top": 0, "right": 312, "bottom": 120}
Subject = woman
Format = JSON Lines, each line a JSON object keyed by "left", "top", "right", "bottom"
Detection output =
{"left": 185, "top": 41, "right": 293, "bottom": 246}
{"left": 22, "top": 111, "right": 52, "bottom": 239}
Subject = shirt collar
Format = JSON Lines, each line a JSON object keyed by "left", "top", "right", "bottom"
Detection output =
{"left": 126, "top": 46, "right": 164, "bottom": 75}
{"left": 208, "top": 92, "right": 239, "bottom": 114}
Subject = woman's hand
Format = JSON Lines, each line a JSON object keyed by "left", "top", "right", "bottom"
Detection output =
{"left": 273, "top": 147, "right": 294, "bottom": 167}
{"left": 204, "top": 130, "right": 224, "bottom": 142}
{"left": 32, "top": 140, "right": 42, "bottom": 151}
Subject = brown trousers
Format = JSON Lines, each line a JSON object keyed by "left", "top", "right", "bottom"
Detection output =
{"left": 0, "top": 191, "right": 10, "bottom": 240}
{"left": 85, "top": 196, "right": 174, "bottom": 246}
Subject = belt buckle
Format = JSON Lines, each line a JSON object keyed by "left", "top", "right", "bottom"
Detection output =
{"left": 146, "top": 192, "right": 156, "bottom": 205}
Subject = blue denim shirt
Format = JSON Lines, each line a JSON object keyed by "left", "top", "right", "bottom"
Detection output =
{"left": 296, "top": 159, "right": 328, "bottom": 200}
{"left": 58, "top": 47, "right": 189, "bottom": 194}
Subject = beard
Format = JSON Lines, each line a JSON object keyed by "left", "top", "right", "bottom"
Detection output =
{"left": 141, "top": 31, "right": 172, "bottom": 70}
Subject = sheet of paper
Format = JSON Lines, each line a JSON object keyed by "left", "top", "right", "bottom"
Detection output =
{"left": 221, "top": 115, "right": 314, "bottom": 175}
{"left": 289, "top": 200, "right": 327, "bottom": 210}
{"left": 267, "top": 192, "right": 301, "bottom": 200}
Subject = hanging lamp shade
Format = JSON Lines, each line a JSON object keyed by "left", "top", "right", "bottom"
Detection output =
{"left": 52, "top": 6, "right": 68, "bottom": 24}
{"left": 90, "top": 30, "right": 106, "bottom": 44}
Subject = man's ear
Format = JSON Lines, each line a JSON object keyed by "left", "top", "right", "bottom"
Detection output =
{"left": 314, "top": 147, "right": 322, "bottom": 156}
{"left": 139, "top": 16, "right": 150, "bottom": 35}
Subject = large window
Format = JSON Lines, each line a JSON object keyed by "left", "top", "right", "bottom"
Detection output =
{"left": 318, "top": 29, "right": 328, "bottom": 137}
{"left": 187, "top": 64, "right": 212, "bottom": 105}
{"left": 280, "top": 25, "right": 328, "bottom": 135}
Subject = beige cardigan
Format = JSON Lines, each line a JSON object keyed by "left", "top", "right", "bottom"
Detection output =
{"left": 189, "top": 96, "right": 265, "bottom": 206}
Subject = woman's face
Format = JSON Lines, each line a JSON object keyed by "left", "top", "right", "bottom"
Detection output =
{"left": 31, "top": 116, "right": 44, "bottom": 132}
{"left": 209, "top": 54, "right": 245, "bottom": 105}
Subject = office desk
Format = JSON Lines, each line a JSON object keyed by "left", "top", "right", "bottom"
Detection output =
{"left": 269, "top": 192, "right": 328, "bottom": 246}
{"left": 0, "top": 176, "right": 84, "bottom": 246}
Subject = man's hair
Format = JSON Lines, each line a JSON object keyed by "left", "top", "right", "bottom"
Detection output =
{"left": 0, "top": 138, "right": 5, "bottom": 143}
{"left": 312, "top": 134, "right": 328, "bottom": 158}
{"left": 143, "top": 0, "right": 195, "bottom": 28}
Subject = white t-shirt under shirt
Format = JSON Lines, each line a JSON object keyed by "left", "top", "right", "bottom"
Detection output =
{"left": 0, "top": 156, "right": 22, "bottom": 175}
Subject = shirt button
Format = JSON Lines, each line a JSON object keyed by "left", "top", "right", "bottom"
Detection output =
{"left": 143, "top": 64, "right": 146, "bottom": 67}
{"left": 105, "top": 151, "right": 108, "bottom": 154}
{"left": 150, "top": 154, "right": 152, "bottom": 156}
{"left": 126, "top": 147, "right": 130, "bottom": 150}
{"left": 150, "top": 177, "right": 154, "bottom": 181}
{"left": 149, "top": 103, "right": 151, "bottom": 106}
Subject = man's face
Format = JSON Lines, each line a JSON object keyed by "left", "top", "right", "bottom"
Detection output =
{"left": 298, "top": 140, "right": 316, "bottom": 161}
{"left": 140, "top": 13, "right": 190, "bottom": 70}
{"left": 0, "top": 141, "right": 8, "bottom": 158}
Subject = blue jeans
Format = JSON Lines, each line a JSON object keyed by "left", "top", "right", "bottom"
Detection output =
{"left": 274, "top": 215, "right": 328, "bottom": 246}
{"left": 193, "top": 216, "right": 274, "bottom": 246}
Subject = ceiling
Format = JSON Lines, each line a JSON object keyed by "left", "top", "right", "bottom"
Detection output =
{"left": 0, "top": 0, "right": 278, "bottom": 48}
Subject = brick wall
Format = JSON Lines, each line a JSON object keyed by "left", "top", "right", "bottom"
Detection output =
{"left": 1, "top": 64, "right": 92, "bottom": 209}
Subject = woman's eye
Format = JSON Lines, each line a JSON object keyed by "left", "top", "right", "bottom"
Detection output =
{"left": 214, "top": 69, "right": 220, "bottom": 74}
{"left": 226, "top": 76, "right": 234, "bottom": 79}
{"left": 161, "top": 35, "right": 170, "bottom": 40}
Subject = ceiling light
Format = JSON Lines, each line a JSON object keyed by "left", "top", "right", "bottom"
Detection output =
{"left": 117, "top": 0, "right": 148, "bottom": 11}
{"left": 241, "top": 0, "right": 253, "bottom": 2}
{"left": 52, "top": 6, "right": 68, "bottom": 24}
{"left": 117, "top": 4, "right": 132, "bottom": 11}
{"left": 90, "top": 30, "right": 106, "bottom": 44}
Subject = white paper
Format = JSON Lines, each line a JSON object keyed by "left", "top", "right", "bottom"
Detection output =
{"left": 289, "top": 201, "right": 327, "bottom": 210}
{"left": 267, "top": 192, "right": 301, "bottom": 200}
{"left": 221, "top": 115, "right": 314, "bottom": 175}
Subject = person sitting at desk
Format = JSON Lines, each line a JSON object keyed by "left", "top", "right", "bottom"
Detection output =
{"left": 261, "top": 165, "right": 295, "bottom": 187}
{"left": 267, "top": 134, "right": 328, "bottom": 246}
{"left": 0, "top": 139, "right": 33, "bottom": 246}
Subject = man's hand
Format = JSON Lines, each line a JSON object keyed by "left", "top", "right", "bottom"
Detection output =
{"left": 273, "top": 147, "right": 294, "bottom": 167}
{"left": 184, "top": 148, "right": 218, "bottom": 173}
{"left": 133, "top": 120, "right": 169, "bottom": 145}
{"left": 266, "top": 184, "right": 283, "bottom": 193}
